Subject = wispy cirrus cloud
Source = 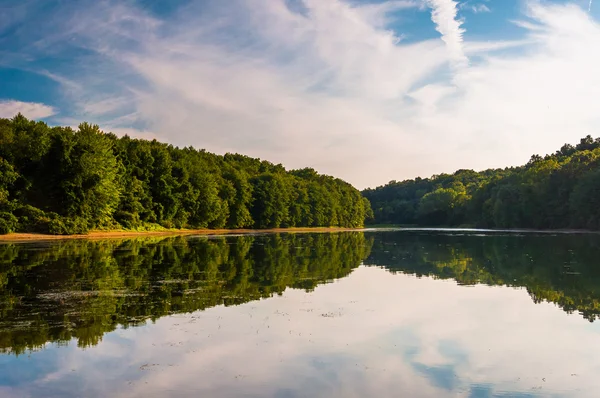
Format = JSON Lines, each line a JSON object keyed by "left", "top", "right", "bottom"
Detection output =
{"left": 1, "top": 0, "right": 600, "bottom": 189}
{"left": 471, "top": 4, "right": 490, "bottom": 13}
{"left": 459, "top": 1, "right": 491, "bottom": 14}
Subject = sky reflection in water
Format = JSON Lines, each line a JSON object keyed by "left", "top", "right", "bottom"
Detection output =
{"left": 1, "top": 231, "right": 600, "bottom": 397}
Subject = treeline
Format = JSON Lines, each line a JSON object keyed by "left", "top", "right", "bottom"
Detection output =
{"left": 0, "top": 232, "right": 373, "bottom": 355}
{"left": 366, "top": 231, "right": 600, "bottom": 322}
{"left": 363, "top": 136, "right": 600, "bottom": 229}
{"left": 0, "top": 115, "right": 371, "bottom": 234}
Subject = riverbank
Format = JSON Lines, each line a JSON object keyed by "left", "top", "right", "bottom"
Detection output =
{"left": 0, "top": 227, "right": 365, "bottom": 242}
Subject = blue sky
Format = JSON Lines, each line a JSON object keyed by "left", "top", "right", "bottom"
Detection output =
{"left": 1, "top": 0, "right": 599, "bottom": 188}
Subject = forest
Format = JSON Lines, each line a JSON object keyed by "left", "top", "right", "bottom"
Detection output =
{"left": 363, "top": 135, "right": 600, "bottom": 229}
{"left": 0, "top": 115, "right": 372, "bottom": 234}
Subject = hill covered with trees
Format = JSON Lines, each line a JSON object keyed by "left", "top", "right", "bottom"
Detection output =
{"left": 0, "top": 115, "right": 372, "bottom": 234}
{"left": 363, "top": 136, "right": 600, "bottom": 230}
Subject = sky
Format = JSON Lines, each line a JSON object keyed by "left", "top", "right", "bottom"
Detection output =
{"left": 1, "top": 0, "right": 599, "bottom": 189}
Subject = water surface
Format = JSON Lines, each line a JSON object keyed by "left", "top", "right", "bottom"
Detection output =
{"left": 1, "top": 230, "right": 600, "bottom": 397}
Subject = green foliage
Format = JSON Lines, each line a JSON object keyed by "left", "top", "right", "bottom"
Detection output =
{"left": 364, "top": 135, "right": 600, "bottom": 230}
{"left": 13, "top": 205, "right": 54, "bottom": 233}
{"left": 47, "top": 217, "right": 89, "bottom": 235}
{"left": 418, "top": 184, "right": 466, "bottom": 225}
{"left": 0, "top": 157, "right": 18, "bottom": 206}
{"left": 362, "top": 197, "right": 374, "bottom": 222}
{"left": 570, "top": 169, "right": 600, "bottom": 229}
{"left": 250, "top": 173, "right": 291, "bottom": 228}
{"left": 0, "top": 115, "right": 371, "bottom": 234}
{"left": 0, "top": 212, "right": 18, "bottom": 234}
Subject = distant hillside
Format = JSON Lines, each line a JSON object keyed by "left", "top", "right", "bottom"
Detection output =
{"left": 0, "top": 114, "right": 371, "bottom": 234}
{"left": 363, "top": 136, "right": 600, "bottom": 230}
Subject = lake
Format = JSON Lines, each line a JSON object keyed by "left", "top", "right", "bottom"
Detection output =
{"left": 1, "top": 230, "right": 600, "bottom": 397}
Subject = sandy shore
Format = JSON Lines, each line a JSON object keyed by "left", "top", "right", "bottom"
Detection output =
{"left": 0, "top": 227, "right": 365, "bottom": 242}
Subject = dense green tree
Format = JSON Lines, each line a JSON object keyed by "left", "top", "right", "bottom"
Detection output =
{"left": 0, "top": 157, "right": 18, "bottom": 206}
{"left": 50, "top": 123, "right": 121, "bottom": 226}
{"left": 418, "top": 183, "right": 466, "bottom": 225}
{"left": 570, "top": 169, "right": 600, "bottom": 229}
{"left": 364, "top": 135, "right": 600, "bottom": 230}
{"left": 222, "top": 167, "right": 253, "bottom": 228}
{"left": 0, "top": 115, "right": 371, "bottom": 234}
{"left": 250, "top": 173, "right": 291, "bottom": 228}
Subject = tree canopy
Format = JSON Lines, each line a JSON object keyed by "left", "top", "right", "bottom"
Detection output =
{"left": 0, "top": 115, "right": 371, "bottom": 234}
{"left": 363, "top": 136, "right": 600, "bottom": 230}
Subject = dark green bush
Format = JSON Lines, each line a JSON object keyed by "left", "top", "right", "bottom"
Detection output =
{"left": 0, "top": 212, "right": 18, "bottom": 234}
{"left": 14, "top": 205, "right": 50, "bottom": 233}
{"left": 0, "top": 220, "right": 9, "bottom": 235}
{"left": 114, "top": 211, "right": 141, "bottom": 229}
{"left": 48, "top": 217, "right": 89, "bottom": 235}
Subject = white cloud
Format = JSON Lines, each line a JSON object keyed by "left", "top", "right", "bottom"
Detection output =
{"left": 426, "top": 0, "right": 467, "bottom": 67}
{"left": 6, "top": 0, "right": 600, "bottom": 189}
{"left": 471, "top": 4, "right": 490, "bottom": 13}
{"left": 434, "top": 2, "right": 600, "bottom": 159}
{"left": 0, "top": 100, "right": 56, "bottom": 119}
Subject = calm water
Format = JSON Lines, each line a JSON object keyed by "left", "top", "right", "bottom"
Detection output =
{"left": 1, "top": 230, "right": 600, "bottom": 397}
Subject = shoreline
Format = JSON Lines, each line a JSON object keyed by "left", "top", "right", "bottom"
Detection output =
{"left": 0, "top": 227, "right": 366, "bottom": 243}
{"left": 3, "top": 225, "right": 597, "bottom": 243}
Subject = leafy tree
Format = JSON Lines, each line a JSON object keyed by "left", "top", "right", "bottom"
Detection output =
{"left": 570, "top": 169, "right": 600, "bottom": 229}
{"left": 250, "top": 173, "right": 291, "bottom": 228}
{"left": 0, "top": 158, "right": 18, "bottom": 207}
{"left": 364, "top": 134, "right": 600, "bottom": 231}
{"left": 0, "top": 115, "right": 371, "bottom": 234}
